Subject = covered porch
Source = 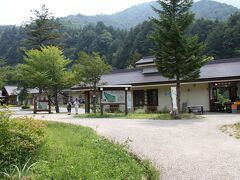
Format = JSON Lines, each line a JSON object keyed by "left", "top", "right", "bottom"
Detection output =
{"left": 209, "top": 80, "right": 240, "bottom": 113}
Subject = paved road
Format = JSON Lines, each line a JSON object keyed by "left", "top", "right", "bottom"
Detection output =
{"left": 11, "top": 108, "right": 240, "bottom": 180}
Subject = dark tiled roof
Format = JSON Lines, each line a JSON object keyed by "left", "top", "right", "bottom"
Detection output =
{"left": 4, "top": 85, "right": 19, "bottom": 95}
{"left": 207, "top": 58, "right": 240, "bottom": 64}
{"left": 101, "top": 58, "right": 240, "bottom": 86}
{"left": 3, "top": 85, "right": 39, "bottom": 95}
{"left": 135, "top": 56, "right": 155, "bottom": 65}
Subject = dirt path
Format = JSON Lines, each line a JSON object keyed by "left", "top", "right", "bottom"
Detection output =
{"left": 12, "top": 110, "right": 240, "bottom": 180}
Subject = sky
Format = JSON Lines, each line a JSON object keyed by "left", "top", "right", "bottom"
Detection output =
{"left": 0, "top": 0, "right": 239, "bottom": 26}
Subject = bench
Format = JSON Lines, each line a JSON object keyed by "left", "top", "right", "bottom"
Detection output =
{"left": 187, "top": 105, "right": 204, "bottom": 114}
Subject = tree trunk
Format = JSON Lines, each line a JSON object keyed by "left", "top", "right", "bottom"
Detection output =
{"left": 93, "top": 82, "right": 97, "bottom": 113}
{"left": 54, "top": 90, "right": 59, "bottom": 113}
{"left": 176, "top": 76, "right": 181, "bottom": 115}
{"left": 47, "top": 94, "right": 52, "bottom": 113}
{"left": 24, "top": 98, "right": 28, "bottom": 106}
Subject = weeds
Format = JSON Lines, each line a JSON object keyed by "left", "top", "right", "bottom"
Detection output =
{"left": 0, "top": 159, "right": 37, "bottom": 179}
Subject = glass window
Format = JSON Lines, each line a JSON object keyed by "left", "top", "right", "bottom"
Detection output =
{"left": 147, "top": 89, "right": 158, "bottom": 106}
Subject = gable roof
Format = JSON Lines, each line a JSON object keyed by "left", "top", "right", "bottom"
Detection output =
{"left": 3, "top": 85, "right": 39, "bottom": 96}
{"left": 4, "top": 85, "right": 19, "bottom": 96}
{"left": 0, "top": 90, "right": 4, "bottom": 98}
{"left": 100, "top": 58, "right": 240, "bottom": 86}
{"left": 135, "top": 56, "right": 155, "bottom": 66}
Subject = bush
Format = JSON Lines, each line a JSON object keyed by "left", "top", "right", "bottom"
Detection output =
{"left": 0, "top": 109, "right": 46, "bottom": 173}
{"left": 21, "top": 105, "right": 31, "bottom": 109}
{"left": 134, "top": 108, "right": 146, "bottom": 114}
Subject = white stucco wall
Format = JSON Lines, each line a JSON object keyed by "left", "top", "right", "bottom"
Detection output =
{"left": 158, "top": 83, "right": 209, "bottom": 111}
{"left": 69, "top": 92, "right": 85, "bottom": 101}
{"left": 70, "top": 83, "right": 210, "bottom": 112}
{"left": 158, "top": 86, "right": 172, "bottom": 111}
{"left": 132, "top": 83, "right": 210, "bottom": 112}
{"left": 180, "top": 83, "right": 209, "bottom": 111}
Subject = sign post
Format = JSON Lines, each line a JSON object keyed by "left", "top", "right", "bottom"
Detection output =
{"left": 125, "top": 87, "right": 128, "bottom": 115}
{"left": 99, "top": 85, "right": 131, "bottom": 115}
{"left": 170, "top": 86, "right": 177, "bottom": 116}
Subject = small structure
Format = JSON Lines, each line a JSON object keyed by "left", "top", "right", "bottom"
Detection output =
{"left": 33, "top": 93, "right": 51, "bottom": 114}
{"left": 1, "top": 85, "right": 39, "bottom": 105}
{"left": 98, "top": 85, "right": 131, "bottom": 115}
{"left": 2, "top": 85, "right": 20, "bottom": 105}
{"left": 70, "top": 57, "right": 240, "bottom": 114}
{"left": 70, "top": 84, "right": 131, "bottom": 114}
{"left": 0, "top": 90, "right": 5, "bottom": 105}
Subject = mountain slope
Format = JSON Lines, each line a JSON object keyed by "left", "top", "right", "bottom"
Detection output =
{"left": 192, "top": 0, "right": 239, "bottom": 20}
{"left": 60, "top": 0, "right": 239, "bottom": 29}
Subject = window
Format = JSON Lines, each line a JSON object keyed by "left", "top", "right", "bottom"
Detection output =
{"left": 147, "top": 89, "right": 158, "bottom": 106}
{"left": 133, "top": 90, "right": 144, "bottom": 107}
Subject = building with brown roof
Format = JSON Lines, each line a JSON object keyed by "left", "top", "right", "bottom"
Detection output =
{"left": 71, "top": 57, "right": 240, "bottom": 113}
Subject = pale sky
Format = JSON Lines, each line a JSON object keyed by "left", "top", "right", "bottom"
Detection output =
{"left": 0, "top": 0, "right": 239, "bottom": 25}
{"left": 0, "top": 0, "right": 153, "bottom": 25}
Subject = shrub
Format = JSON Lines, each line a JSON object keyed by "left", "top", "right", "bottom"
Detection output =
{"left": 134, "top": 108, "right": 146, "bottom": 114}
{"left": 21, "top": 105, "right": 31, "bottom": 109}
{"left": 0, "top": 109, "right": 46, "bottom": 173}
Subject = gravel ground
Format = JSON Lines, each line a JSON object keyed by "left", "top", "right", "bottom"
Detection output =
{"left": 11, "top": 109, "right": 240, "bottom": 180}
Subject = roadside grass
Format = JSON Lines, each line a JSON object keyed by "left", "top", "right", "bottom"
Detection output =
{"left": 31, "top": 122, "right": 159, "bottom": 179}
{"left": 221, "top": 123, "right": 240, "bottom": 139}
{"left": 76, "top": 112, "right": 199, "bottom": 120}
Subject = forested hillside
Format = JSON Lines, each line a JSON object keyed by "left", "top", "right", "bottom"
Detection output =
{"left": 60, "top": 0, "right": 239, "bottom": 29}
{"left": 0, "top": 12, "right": 240, "bottom": 69}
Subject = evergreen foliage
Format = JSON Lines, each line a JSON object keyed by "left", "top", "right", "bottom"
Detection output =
{"left": 151, "top": 0, "right": 212, "bottom": 113}
{"left": 24, "top": 5, "right": 62, "bottom": 49}
{"left": 0, "top": 5, "right": 239, "bottom": 71}
{"left": 60, "top": 0, "right": 239, "bottom": 29}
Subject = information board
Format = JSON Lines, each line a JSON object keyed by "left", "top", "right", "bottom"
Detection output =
{"left": 102, "top": 91, "right": 125, "bottom": 103}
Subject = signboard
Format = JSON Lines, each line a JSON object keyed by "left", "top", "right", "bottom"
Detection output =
{"left": 37, "top": 101, "right": 49, "bottom": 110}
{"left": 171, "top": 87, "right": 177, "bottom": 110}
{"left": 127, "top": 92, "right": 131, "bottom": 109}
{"left": 102, "top": 91, "right": 125, "bottom": 103}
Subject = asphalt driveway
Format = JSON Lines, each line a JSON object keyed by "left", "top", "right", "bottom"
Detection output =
{"left": 12, "top": 109, "right": 240, "bottom": 180}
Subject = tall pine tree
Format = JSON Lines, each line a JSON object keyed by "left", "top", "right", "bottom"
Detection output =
{"left": 151, "top": 0, "right": 212, "bottom": 114}
{"left": 24, "top": 5, "right": 62, "bottom": 49}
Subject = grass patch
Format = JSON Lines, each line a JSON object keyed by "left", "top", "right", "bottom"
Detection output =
{"left": 76, "top": 112, "right": 199, "bottom": 120}
{"left": 221, "top": 123, "right": 240, "bottom": 139}
{"left": 31, "top": 122, "right": 159, "bottom": 179}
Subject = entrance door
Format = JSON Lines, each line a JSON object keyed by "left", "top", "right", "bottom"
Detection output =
{"left": 210, "top": 82, "right": 237, "bottom": 112}
{"left": 147, "top": 89, "right": 158, "bottom": 112}
{"left": 133, "top": 90, "right": 144, "bottom": 109}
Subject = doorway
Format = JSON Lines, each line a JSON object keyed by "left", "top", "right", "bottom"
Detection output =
{"left": 147, "top": 89, "right": 158, "bottom": 112}
{"left": 133, "top": 90, "right": 144, "bottom": 109}
{"left": 210, "top": 82, "right": 237, "bottom": 112}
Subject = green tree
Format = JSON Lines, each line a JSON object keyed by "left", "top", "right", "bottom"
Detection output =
{"left": 0, "top": 58, "right": 16, "bottom": 89}
{"left": 24, "top": 4, "right": 62, "bottom": 49}
{"left": 127, "top": 50, "right": 142, "bottom": 68}
{"left": 0, "top": 26, "right": 25, "bottom": 65}
{"left": 151, "top": 0, "right": 212, "bottom": 114}
{"left": 17, "top": 46, "right": 74, "bottom": 113}
{"left": 0, "top": 58, "right": 7, "bottom": 88}
{"left": 74, "top": 51, "right": 111, "bottom": 113}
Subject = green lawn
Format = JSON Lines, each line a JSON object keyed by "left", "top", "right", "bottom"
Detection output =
{"left": 30, "top": 122, "right": 159, "bottom": 179}
{"left": 221, "top": 123, "right": 240, "bottom": 139}
{"left": 76, "top": 112, "right": 199, "bottom": 120}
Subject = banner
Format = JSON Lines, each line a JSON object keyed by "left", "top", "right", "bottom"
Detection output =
{"left": 37, "top": 101, "right": 49, "bottom": 110}
{"left": 171, "top": 87, "right": 177, "bottom": 110}
{"left": 102, "top": 91, "right": 125, "bottom": 103}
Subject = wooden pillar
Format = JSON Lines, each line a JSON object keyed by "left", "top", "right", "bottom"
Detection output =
{"left": 125, "top": 89, "right": 128, "bottom": 115}
{"left": 208, "top": 83, "right": 211, "bottom": 112}
{"left": 100, "top": 90, "right": 103, "bottom": 116}
{"left": 33, "top": 98, "right": 37, "bottom": 114}
{"left": 85, "top": 91, "right": 90, "bottom": 113}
